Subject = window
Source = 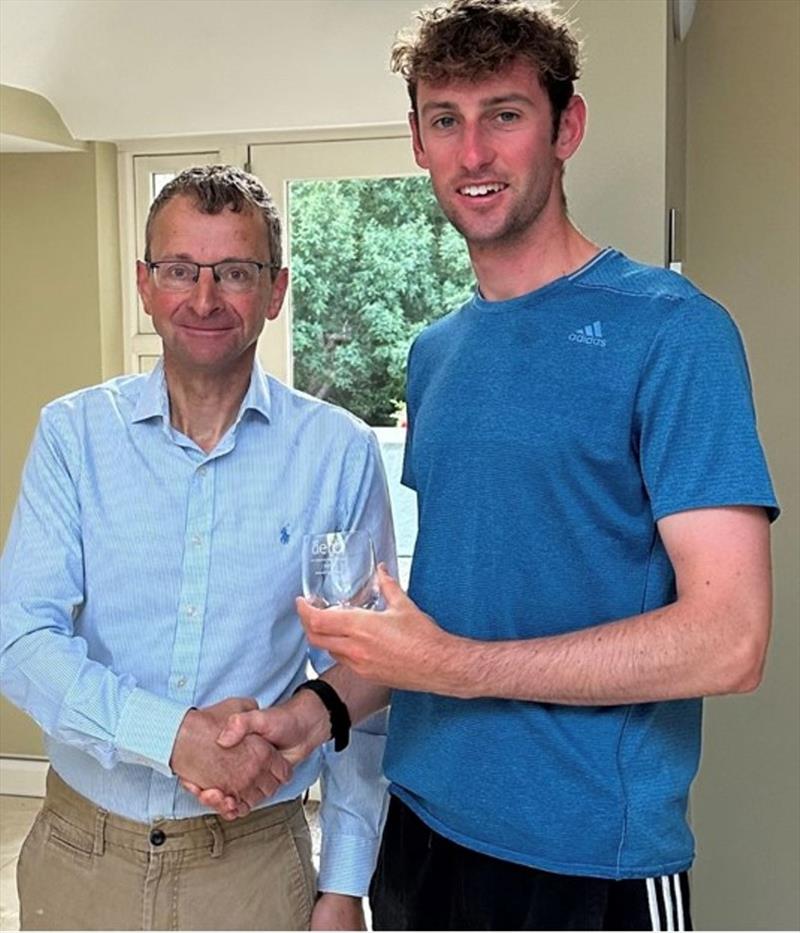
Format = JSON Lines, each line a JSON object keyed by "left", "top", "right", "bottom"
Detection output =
{"left": 250, "top": 137, "right": 473, "bottom": 582}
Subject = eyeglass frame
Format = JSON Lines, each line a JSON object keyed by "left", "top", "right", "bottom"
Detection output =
{"left": 144, "top": 259, "right": 281, "bottom": 292}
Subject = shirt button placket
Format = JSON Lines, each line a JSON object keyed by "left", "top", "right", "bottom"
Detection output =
{"left": 167, "top": 461, "right": 215, "bottom": 703}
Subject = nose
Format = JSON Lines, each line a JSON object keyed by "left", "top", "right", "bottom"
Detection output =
{"left": 186, "top": 267, "right": 223, "bottom": 317}
{"left": 460, "top": 122, "right": 495, "bottom": 174}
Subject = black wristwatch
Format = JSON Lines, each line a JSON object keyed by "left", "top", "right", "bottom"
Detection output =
{"left": 293, "top": 680, "right": 351, "bottom": 751}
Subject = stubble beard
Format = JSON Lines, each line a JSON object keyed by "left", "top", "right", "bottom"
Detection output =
{"left": 438, "top": 181, "right": 552, "bottom": 252}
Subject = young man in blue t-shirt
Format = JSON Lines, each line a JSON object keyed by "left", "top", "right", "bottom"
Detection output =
{"left": 223, "top": 1, "right": 778, "bottom": 928}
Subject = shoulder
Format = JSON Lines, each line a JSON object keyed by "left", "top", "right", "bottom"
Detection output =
{"left": 267, "top": 377, "right": 376, "bottom": 451}
{"left": 576, "top": 250, "right": 740, "bottom": 342}
{"left": 40, "top": 373, "right": 148, "bottom": 431}
{"left": 408, "top": 302, "right": 470, "bottom": 369}
{"left": 576, "top": 250, "right": 701, "bottom": 304}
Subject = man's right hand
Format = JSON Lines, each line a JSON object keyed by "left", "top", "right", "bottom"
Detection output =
{"left": 170, "top": 697, "right": 292, "bottom": 819}
{"left": 182, "top": 688, "right": 334, "bottom": 818}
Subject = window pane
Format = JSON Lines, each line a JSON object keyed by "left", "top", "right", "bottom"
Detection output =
{"left": 151, "top": 172, "right": 175, "bottom": 201}
{"left": 288, "top": 176, "right": 473, "bottom": 427}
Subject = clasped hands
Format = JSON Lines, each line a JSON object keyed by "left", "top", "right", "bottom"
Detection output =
{"left": 171, "top": 696, "right": 311, "bottom": 820}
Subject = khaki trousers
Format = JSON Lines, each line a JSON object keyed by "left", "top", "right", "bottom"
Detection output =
{"left": 17, "top": 768, "right": 316, "bottom": 931}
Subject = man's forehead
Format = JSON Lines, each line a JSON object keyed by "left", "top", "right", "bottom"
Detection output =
{"left": 148, "top": 195, "right": 270, "bottom": 257}
{"left": 416, "top": 59, "right": 544, "bottom": 111}
{"left": 151, "top": 196, "right": 262, "bottom": 236}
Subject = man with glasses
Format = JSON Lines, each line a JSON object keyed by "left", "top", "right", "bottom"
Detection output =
{"left": 0, "top": 164, "right": 394, "bottom": 930}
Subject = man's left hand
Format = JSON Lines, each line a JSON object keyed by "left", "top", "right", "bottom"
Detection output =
{"left": 297, "top": 564, "right": 462, "bottom": 695}
{"left": 311, "top": 893, "right": 366, "bottom": 931}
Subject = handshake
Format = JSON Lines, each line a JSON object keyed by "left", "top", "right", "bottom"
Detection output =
{"left": 170, "top": 692, "right": 327, "bottom": 821}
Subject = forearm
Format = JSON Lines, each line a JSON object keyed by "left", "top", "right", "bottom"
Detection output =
{"left": 321, "top": 664, "right": 390, "bottom": 725}
{"left": 435, "top": 594, "right": 769, "bottom": 705}
{"left": 0, "top": 618, "right": 188, "bottom": 770}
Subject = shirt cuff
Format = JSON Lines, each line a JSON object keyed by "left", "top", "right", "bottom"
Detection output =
{"left": 115, "top": 688, "right": 190, "bottom": 776}
{"left": 317, "top": 832, "right": 382, "bottom": 897}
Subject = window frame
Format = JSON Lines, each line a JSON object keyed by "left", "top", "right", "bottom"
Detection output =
{"left": 117, "top": 126, "right": 413, "bottom": 377}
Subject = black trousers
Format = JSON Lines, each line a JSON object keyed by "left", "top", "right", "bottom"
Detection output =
{"left": 369, "top": 796, "right": 692, "bottom": 931}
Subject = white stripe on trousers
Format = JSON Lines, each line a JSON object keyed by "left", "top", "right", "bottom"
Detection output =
{"left": 646, "top": 874, "right": 686, "bottom": 932}
{"left": 661, "top": 875, "right": 675, "bottom": 932}
{"left": 646, "top": 878, "right": 661, "bottom": 931}
{"left": 673, "top": 873, "right": 685, "bottom": 932}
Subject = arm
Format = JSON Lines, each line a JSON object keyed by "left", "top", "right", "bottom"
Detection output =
{"left": 298, "top": 506, "right": 771, "bottom": 704}
{"left": 0, "top": 410, "right": 290, "bottom": 802}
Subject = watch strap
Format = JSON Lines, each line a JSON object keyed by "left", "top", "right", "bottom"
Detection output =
{"left": 293, "top": 680, "right": 351, "bottom": 752}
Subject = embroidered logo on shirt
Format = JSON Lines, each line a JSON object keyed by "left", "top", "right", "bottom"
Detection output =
{"left": 568, "top": 321, "right": 607, "bottom": 347}
{"left": 280, "top": 526, "right": 290, "bottom": 545}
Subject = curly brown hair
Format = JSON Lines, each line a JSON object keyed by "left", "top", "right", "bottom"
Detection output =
{"left": 390, "top": 0, "right": 581, "bottom": 139}
{"left": 145, "top": 165, "right": 282, "bottom": 277}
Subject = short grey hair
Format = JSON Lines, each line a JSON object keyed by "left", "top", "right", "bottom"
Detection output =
{"left": 144, "top": 164, "right": 282, "bottom": 276}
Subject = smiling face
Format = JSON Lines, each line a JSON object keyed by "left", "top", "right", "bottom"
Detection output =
{"left": 137, "top": 195, "right": 287, "bottom": 378}
{"left": 411, "top": 58, "right": 584, "bottom": 251}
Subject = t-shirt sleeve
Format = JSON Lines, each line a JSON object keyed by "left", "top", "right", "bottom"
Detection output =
{"left": 401, "top": 339, "right": 420, "bottom": 491}
{"left": 634, "top": 295, "right": 779, "bottom": 522}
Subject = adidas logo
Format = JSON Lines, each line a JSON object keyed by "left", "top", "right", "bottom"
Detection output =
{"left": 568, "top": 321, "right": 606, "bottom": 347}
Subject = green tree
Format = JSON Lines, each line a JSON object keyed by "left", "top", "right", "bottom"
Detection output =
{"left": 290, "top": 177, "right": 473, "bottom": 425}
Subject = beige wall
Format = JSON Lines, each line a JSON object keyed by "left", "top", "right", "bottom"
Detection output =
{"left": 684, "top": 1, "right": 800, "bottom": 929}
{"left": 566, "top": 0, "right": 669, "bottom": 265}
{"left": 0, "top": 143, "right": 121, "bottom": 756}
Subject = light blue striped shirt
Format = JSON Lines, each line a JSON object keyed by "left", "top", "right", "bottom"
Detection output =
{"left": 0, "top": 360, "right": 396, "bottom": 895}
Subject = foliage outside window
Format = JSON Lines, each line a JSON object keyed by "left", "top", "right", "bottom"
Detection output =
{"left": 289, "top": 176, "right": 474, "bottom": 426}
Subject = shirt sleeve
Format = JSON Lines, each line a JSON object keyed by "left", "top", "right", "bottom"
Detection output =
{"left": 0, "top": 407, "right": 189, "bottom": 774}
{"left": 310, "top": 428, "right": 396, "bottom": 896}
{"left": 634, "top": 295, "right": 779, "bottom": 522}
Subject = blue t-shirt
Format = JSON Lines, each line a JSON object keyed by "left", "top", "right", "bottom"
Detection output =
{"left": 385, "top": 248, "right": 778, "bottom": 880}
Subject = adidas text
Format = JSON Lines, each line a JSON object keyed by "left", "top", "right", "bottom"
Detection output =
{"left": 569, "top": 332, "right": 607, "bottom": 348}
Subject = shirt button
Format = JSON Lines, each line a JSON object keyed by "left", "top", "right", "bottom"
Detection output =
{"left": 197, "top": 467, "right": 207, "bottom": 478}
{"left": 185, "top": 605, "right": 196, "bottom": 617}
{"left": 176, "top": 676, "right": 187, "bottom": 688}
{"left": 150, "top": 829, "right": 166, "bottom": 847}
{"left": 192, "top": 534, "right": 203, "bottom": 547}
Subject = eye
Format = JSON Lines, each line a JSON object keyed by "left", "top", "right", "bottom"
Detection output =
{"left": 431, "top": 114, "right": 457, "bottom": 130}
{"left": 495, "top": 111, "right": 520, "bottom": 124}
{"left": 218, "top": 263, "right": 257, "bottom": 286}
{"left": 164, "top": 262, "right": 195, "bottom": 281}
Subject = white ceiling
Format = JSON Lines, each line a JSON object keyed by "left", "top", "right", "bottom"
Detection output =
{"left": 0, "top": 0, "right": 422, "bottom": 143}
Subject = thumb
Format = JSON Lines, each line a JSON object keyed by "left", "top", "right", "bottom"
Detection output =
{"left": 377, "top": 563, "right": 409, "bottom": 608}
{"left": 217, "top": 710, "right": 256, "bottom": 748}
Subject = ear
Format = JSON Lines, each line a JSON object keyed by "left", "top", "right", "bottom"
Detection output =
{"left": 136, "top": 260, "right": 153, "bottom": 317}
{"left": 265, "top": 267, "right": 289, "bottom": 321}
{"left": 554, "top": 94, "right": 587, "bottom": 162}
{"left": 409, "top": 110, "right": 429, "bottom": 170}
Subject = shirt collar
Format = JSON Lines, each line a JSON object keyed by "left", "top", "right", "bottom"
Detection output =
{"left": 131, "top": 359, "right": 169, "bottom": 423}
{"left": 131, "top": 357, "right": 273, "bottom": 425}
{"left": 239, "top": 360, "right": 272, "bottom": 423}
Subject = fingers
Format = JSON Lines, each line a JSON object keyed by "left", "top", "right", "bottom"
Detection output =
{"left": 376, "top": 563, "right": 409, "bottom": 608}
{"left": 196, "top": 787, "right": 245, "bottom": 820}
{"left": 216, "top": 696, "right": 259, "bottom": 717}
{"left": 218, "top": 709, "right": 276, "bottom": 748}
{"left": 296, "top": 597, "right": 353, "bottom": 643}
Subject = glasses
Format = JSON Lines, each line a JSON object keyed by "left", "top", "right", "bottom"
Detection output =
{"left": 146, "top": 260, "right": 278, "bottom": 294}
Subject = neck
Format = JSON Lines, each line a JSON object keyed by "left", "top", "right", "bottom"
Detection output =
{"left": 469, "top": 202, "right": 600, "bottom": 302}
{"left": 163, "top": 354, "right": 254, "bottom": 453}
